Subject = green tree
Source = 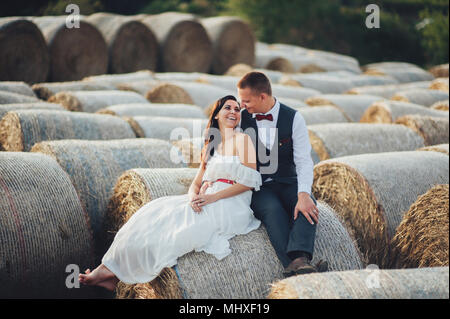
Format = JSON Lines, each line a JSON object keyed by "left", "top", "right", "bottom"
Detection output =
{"left": 418, "top": 8, "right": 449, "bottom": 66}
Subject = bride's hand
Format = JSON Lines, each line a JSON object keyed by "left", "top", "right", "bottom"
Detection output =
{"left": 192, "top": 193, "right": 218, "bottom": 209}
{"left": 199, "top": 181, "right": 213, "bottom": 195}
{"left": 189, "top": 194, "right": 203, "bottom": 213}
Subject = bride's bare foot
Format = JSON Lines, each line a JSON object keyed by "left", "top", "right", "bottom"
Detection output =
{"left": 78, "top": 264, "right": 117, "bottom": 290}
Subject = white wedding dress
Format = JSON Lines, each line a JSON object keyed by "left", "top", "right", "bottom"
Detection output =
{"left": 102, "top": 153, "right": 262, "bottom": 284}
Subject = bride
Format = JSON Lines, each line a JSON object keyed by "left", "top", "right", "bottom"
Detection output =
{"left": 79, "top": 95, "right": 262, "bottom": 291}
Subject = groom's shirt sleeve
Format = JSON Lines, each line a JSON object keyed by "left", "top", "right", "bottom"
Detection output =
{"left": 292, "top": 112, "right": 314, "bottom": 195}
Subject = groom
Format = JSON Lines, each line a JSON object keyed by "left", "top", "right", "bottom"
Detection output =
{"left": 237, "top": 71, "right": 326, "bottom": 276}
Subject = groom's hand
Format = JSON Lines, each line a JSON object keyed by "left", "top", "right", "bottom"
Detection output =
{"left": 294, "top": 192, "right": 319, "bottom": 225}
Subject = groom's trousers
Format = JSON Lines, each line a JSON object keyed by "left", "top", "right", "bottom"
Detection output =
{"left": 250, "top": 181, "right": 317, "bottom": 268}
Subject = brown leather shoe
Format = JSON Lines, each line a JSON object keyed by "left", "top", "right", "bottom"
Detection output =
{"left": 283, "top": 257, "right": 317, "bottom": 277}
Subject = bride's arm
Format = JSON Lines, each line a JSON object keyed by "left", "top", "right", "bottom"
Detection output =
{"left": 188, "top": 165, "right": 206, "bottom": 212}
{"left": 195, "top": 133, "right": 257, "bottom": 207}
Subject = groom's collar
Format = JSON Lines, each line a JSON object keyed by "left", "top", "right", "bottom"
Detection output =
{"left": 251, "top": 97, "right": 280, "bottom": 118}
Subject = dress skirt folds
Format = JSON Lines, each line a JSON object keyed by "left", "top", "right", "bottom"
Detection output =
{"left": 102, "top": 153, "right": 262, "bottom": 284}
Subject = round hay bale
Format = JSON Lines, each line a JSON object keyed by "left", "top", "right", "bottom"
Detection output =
{"left": 108, "top": 169, "right": 363, "bottom": 298}
{"left": 430, "top": 77, "right": 449, "bottom": 92}
{"left": 429, "top": 63, "right": 449, "bottom": 78}
{"left": 201, "top": 16, "right": 255, "bottom": 74}
{"left": 0, "top": 110, "right": 136, "bottom": 151}
{"left": 417, "top": 143, "right": 449, "bottom": 155}
{"left": 280, "top": 73, "right": 354, "bottom": 94}
{"left": 171, "top": 137, "right": 203, "bottom": 168}
{"left": 345, "top": 74, "right": 398, "bottom": 87}
{"left": 48, "top": 90, "right": 149, "bottom": 113}
{"left": 306, "top": 94, "right": 384, "bottom": 122}
{"left": 0, "top": 102, "right": 65, "bottom": 119}
{"left": 268, "top": 267, "right": 449, "bottom": 299}
{"left": 83, "top": 70, "right": 155, "bottom": 87}
{"left": 255, "top": 50, "right": 295, "bottom": 73}
{"left": 430, "top": 100, "right": 449, "bottom": 111}
{"left": 31, "top": 16, "right": 107, "bottom": 82}
{"left": 395, "top": 114, "right": 449, "bottom": 146}
{"left": 224, "top": 63, "right": 253, "bottom": 77}
{"left": 363, "top": 64, "right": 434, "bottom": 83}
{"left": 308, "top": 123, "right": 425, "bottom": 163}
{"left": 0, "top": 152, "right": 95, "bottom": 298}
{"left": 390, "top": 184, "right": 449, "bottom": 268}
{"left": 312, "top": 151, "right": 449, "bottom": 267}
{"left": 277, "top": 97, "right": 308, "bottom": 108}
{"left": 124, "top": 116, "right": 207, "bottom": 140}
{"left": 97, "top": 103, "right": 205, "bottom": 119}
{"left": 196, "top": 74, "right": 240, "bottom": 91}
{"left": 116, "top": 79, "right": 163, "bottom": 96}
{"left": 272, "top": 84, "right": 320, "bottom": 101}
{"left": 0, "top": 91, "right": 40, "bottom": 104}
{"left": 0, "top": 81, "right": 36, "bottom": 97}
{"left": 391, "top": 88, "right": 449, "bottom": 107}
{"left": 148, "top": 81, "right": 234, "bottom": 109}
{"left": 139, "top": 12, "right": 212, "bottom": 73}
{"left": 86, "top": 13, "right": 158, "bottom": 74}
{"left": 360, "top": 100, "right": 449, "bottom": 123}
{"left": 254, "top": 68, "right": 284, "bottom": 84}
{"left": 145, "top": 83, "right": 194, "bottom": 105}
{"left": 153, "top": 72, "right": 205, "bottom": 82}
{"left": 32, "top": 81, "right": 116, "bottom": 100}
{"left": 31, "top": 138, "right": 187, "bottom": 260}
{"left": 346, "top": 81, "right": 431, "bottom": 98}
{"left": 296, "top": 106, "right": 349, "bottom": 126}
{"left": 0, "top": 17, "right": 49, "bottom": 83}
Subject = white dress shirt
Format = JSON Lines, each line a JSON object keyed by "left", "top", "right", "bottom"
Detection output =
{"left": 239, "top": 98, "right": 314, "bottom": 195}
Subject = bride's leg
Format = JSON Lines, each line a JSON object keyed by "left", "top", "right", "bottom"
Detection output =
{"left": 78, "top": 264, "right": 117, "bottom": 287}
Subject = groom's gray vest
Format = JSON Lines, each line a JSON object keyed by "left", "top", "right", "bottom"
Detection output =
{"left": 240, "top": 103, "right": 297, "bottom": 184}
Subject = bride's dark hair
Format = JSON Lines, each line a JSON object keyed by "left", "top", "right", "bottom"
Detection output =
{"left": 200, "top": 95, "right": 239, "bottom": 169}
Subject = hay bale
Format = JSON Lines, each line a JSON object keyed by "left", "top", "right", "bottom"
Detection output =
{"left": 153, "top": 72, "right": 206, "bottom": 82}
{"left": 0, "top": 17, "right": 49, "bottom": 83}
{"left": 224, "top": 63, "right": 254, "bottom": 77}
{"left": 296, "top": 106, "right": 349, "bottom": 126}
{"left": 31, "top": 16, "right": 107, "bottom": 82}
{"left": 308, "top": 123, "right": 425, "bottom": 163}
{"left": 268, "top": 267, "right": 449, "bottom": 299}
{"left": 278, "top": 97, "right": 308, "bottom": 108}
{"left": 0, "top": 91, "right": 40, "bottom": 104}
{"left": 280, "top": 73, "right": 354, "bottom": 94}
{"left": 417, "top": 143, "right": 449, "bottom": 155}
{"left": 147, "top": 81, "right": 234, "bottom": 109}
{"left": 390, "top": 184, "right": 449, "bottom": 268}
{"left": 0, "top": 82, "right": 36, "bottom": 97}
{"left": 360, "top": 100, "right": 449, "bottom": 123}
{"left": 170, "top": 138, "right": 203, "bottom": 168}
{"left": 363, "top": 63, "right": 434, "bottom": 83}
{"left": 391, "top": 88, "right": 449, "bottom": 107}
{"left": 116, "top": 79, "right": 164, "bottom": 96}
{"left": 31, "top": 138, "right": 187, "bottom": 260}
{"left": 86, "top": 13, "right": 158, "bottom": 74}
{"left": 196, "top": 74, "right": 240, "bottom": 91}
{"left": 0, "top": 110, "right": 136, "bottom": 151}
{"left": 0, "top": 152, "right": 95, "bottom": 298}
{"left": 430, "top": 100, "right": 449, "bottom": 111}
{"left": 429, "top": 63, "right": 449, "bottom": 78}
{"left": 139, "top": 12, "right": 212, "bottom": 73}
{"left": 83, "top": 70, "right": 155, "bottom": 86}
{"left": 108, "top": 169, "right": 363, "bottom": 298}
{"left": 312, "top": 151, "right": 449, "bottom": 266}
{"left": 346, "top": 81, "right": 432, "bottom": 98}
{"left": 0, "top": 102, "right": 65, "bottom": 119}
{"left": 125, "top": 116, "right": 207, "bottom": 141}
{"left": 430, "top": 77, "right": 449, "bottom": 92}
{"left": 271, "top": 84, "right": 320, "bottom": 101}
{"left": 97, "top": 103, "right": 205, "bottom": 119}
{"left": 201, "top": 16, "right": 255, "bottom": 74}
{"left": 254, "top": 69, "right": 285, "bottom": 84}
{"left": 345, "top": 74, "right": 398, "bottom": 87}
{"left": 255, "top": 50, "right": 295, "bottom": 73}
{"left": 48, "top": 90, "right": 149, "bottom": 113}
{"left": 32, "top": 81, "right": 116, "bottom": 100}
{"left": 395, "top": 115, "right": 449, "bottom": 146}
{"left": 306, "top": 94, "right": 384, "bottom": 122}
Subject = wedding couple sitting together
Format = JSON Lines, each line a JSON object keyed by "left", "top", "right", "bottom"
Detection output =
{"left": 79, "top": 71, "right": 328, "bottom": 292}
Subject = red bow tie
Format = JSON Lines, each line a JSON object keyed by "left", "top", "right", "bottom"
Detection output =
{"left": 255, "top": 114, "right": 273, "bottom": 121}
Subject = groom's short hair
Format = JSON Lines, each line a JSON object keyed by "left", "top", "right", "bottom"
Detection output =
{"left": 238, "top": 71, "right": 272, "bottom": 96}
